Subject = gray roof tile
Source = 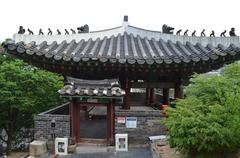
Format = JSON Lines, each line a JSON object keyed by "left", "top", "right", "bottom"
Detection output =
{"left": 3, "top": 32, "right": 240, "bottom": 65}
{"left": 58, "top": 77, "right": 125, "bottom": 97}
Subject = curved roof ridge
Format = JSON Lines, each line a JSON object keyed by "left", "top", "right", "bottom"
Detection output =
{"left": 126, "top": 25, "right": 240, "bottom": 47}
{"left": 13, "top": 24, "right": 240, "bottom": 47}
{"left": 128, "top": 25, "right": 162, "bottom": 33}
{"left": 13, "top": 26, "right": 125, "bottom": 45}
{"left": 67, "top": 76, "right": 119, "bottom": 85}
{"left": 90, "top": 26, "right": 122, "bottom": 33}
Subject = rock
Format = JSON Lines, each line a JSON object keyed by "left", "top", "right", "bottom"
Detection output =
{"left": 68, "top": 144, "right": 76, "bottom": 153}
{"left": 29, "top": 140, "right": 47, "bottom": 157}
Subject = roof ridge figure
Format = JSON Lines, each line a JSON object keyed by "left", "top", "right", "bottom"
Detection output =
{"left": 230, "top": 28, "right": 236, "bottom": 36}
{"left": 77, "top": 25, "right": 89, "bottom": 33}
{"left": 162, "top": 24, "right": 174, "bottom": 34}
{"left": 13, "top": 17, "right": 239, "bottom": 48}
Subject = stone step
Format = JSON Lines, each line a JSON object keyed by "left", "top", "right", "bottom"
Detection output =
{"left": 77, "top": 138, "right": 107, "bottom": 146}
{"left": 76, "top": 146, "right": 109, "bottom": 154}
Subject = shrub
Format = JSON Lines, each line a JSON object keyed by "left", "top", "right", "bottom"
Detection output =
{"left": 163, "top": 63, "right": 240, "bottom": 158}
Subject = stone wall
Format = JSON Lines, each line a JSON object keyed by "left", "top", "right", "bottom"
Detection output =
{"left": 115, "top": 109, "right": 166, "bottom": 145}
{"left": 34, "top": 104, "right": 70, "bottom": 141}
{"left": 34, "top": 103, "right": 165, "bottom": 145}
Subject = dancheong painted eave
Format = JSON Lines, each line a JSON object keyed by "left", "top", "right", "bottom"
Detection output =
{"left": 2, "top": 16, "right": 240, "bottom": 68}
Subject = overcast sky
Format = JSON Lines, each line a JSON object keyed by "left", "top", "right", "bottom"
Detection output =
{"left": 0, "top": 0, "right": 240, "bottom": 41}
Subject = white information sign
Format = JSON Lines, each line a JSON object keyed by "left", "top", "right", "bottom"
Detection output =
{"left": 55, "top": 138, "right": 68, "bottom": 155}
{"left": 125, "top": 117, "right": 137, "bottom": 128}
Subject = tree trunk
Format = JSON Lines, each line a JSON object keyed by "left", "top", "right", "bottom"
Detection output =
{"left": 5, "top": 134, "right": 12, "bottom": 155}
{"left": 5, "top": 106, "right": 18, "bottom": 155}
{"left": 5, "top": 108, "right": 12, "bottom": 155}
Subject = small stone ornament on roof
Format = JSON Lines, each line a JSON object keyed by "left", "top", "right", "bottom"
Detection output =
{"left": 39, "top": 29, "right": 44, "bottom": 35}
{"left": 201, "top": 29, "right": 206, "bottom": 37}
{"left": 48, "top": 28, "right": 53, "bottom": 35}
{"left": 220, "top": 30, "right": 227, "bottom": 37}
{"left": 65, "top": 29, "right": 69, "bottom": 35}
{"left": 28, "top": 29, "right": 34, "bottom": 35}
{"left": 210, "top": 30, "right": 215, "bottom": 37}
{"left": 184, "top": 29, "right": 188, "bottom": 36}
{"left": 18, "top": 26, "right": 25, "bottom": 34}
{"left": 57, "top": 29, "right": 61, "bottom": 35}
{"left": 162, "top": 24, "right": 174, "bottom": 34}
{"left": 230, "top": 28, "right": 236, "bottom": 36}
{"left": 176, "top": 29, "right": 182, "bottom": 35}
{"left": 70, "top": 29, "right": 76, "bottom": 34}
{"left": 191, "top": 30, "right": 196, "bottom": 36}
{"left": 77, "top": 24, "right": 89, "bottom": 33}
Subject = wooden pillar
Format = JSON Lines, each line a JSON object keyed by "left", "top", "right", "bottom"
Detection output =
{"left": 70, "top": 99, "right": 80, "bottom": 142}
{"left": 69, "top": 102, "right": 72, "bottom": 137}
{"left": 146, "top": 88, "right": 150, "bottom": 105}
{"left": 107, "top": 101, "right": 114, "bottom": 145}
{"left": 174, "top": 83, "right": 184, "bottom": 99}
{"left": 162, "top": 88, "right": 170, "bottom": 105}
{"left": 123, "top": 78, "right": 130, "bottom": 109}
{"left": 149, "top": 88, "right": 154, "bottom": 105}
{"left": 63, "top": 75, "right": 67, "bottom": 84}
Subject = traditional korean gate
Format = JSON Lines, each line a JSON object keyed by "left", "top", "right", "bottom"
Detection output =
{"left": 58, "top": 77, "right": 124, "bottom": 145}
{"left": 70, "top": 101, "right": 115, "bottom": 145}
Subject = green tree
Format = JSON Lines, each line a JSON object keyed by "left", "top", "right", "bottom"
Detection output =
{"left": 0, "top": 48, "right": 64, "bottom": 153}
{"left": 164, "top": 62, "right": 240, "bottom": 158}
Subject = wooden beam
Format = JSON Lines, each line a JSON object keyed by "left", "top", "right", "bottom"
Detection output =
{"left": 130, "top": 82, "right": 175, "bottom": 88}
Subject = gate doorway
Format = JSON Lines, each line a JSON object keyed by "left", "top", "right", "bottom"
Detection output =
{"left": 70, "top": 102, "right": 115, "bottom": 145}
{"left": 80, "top": 106, "right": 107, "bottom": 139}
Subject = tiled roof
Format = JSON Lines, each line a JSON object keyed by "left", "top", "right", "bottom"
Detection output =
{"left": 58, "top": 77, "right": 125, "bottom": 97}
{"left": 4, "top": 33, "right": 240, "bottom": 65}
{"left": 2, "top": 22, "right": 240, "bottom": 65}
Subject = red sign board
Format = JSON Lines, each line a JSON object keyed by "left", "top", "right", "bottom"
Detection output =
{"left": 117, "top": 117, "right": 126, "bottom": 123}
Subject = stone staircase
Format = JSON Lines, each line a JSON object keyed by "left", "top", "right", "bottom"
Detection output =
{"left": 76, "top": 145, "right": 115, "bottom": 154}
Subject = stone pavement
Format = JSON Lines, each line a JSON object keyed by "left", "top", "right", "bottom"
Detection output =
{"left": 41, "top": 147, "right": 151, "bottom": 158}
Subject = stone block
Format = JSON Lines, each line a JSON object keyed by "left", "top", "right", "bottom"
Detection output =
{"left": 29, "top": 140, "right": 47, "bottom": 157}
{"left": 68, "top": 144, "right": 77, "bottom": 153}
